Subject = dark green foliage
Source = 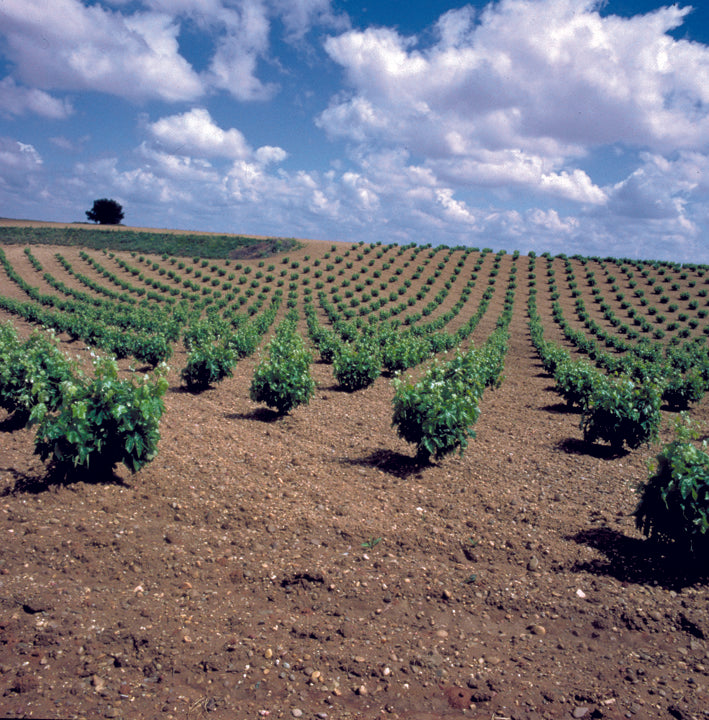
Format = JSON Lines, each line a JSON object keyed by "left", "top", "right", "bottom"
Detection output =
{"left": 661, "top": 367, "right": 706, "bottom": 410}
{"left": 635, "top": 430, "right": 709, "bottom": 555}
{"left": 34, "top": 358, "right": 168, "bottom": 476}
{"left": 250, "top": 316, "right": 315, "bottom": 414}
{"left": 132, "top": 334, "right": 173, "bottom": 367}
{"left": 313, "top": 326, "right": 340, "bottom": 364}
{"left": 392, "top": 352, "right": 482, "bottom": 462}
{"left": 0, "top": 226, "right": 299, "bottom": 260}
{"left": 86, "top": 198, "right": 124, "bottom": 225}
{"left": 391, "top": 330, "right": 508, "bottom": 462}
{"left": 333, "top": 334, "right": 381, "bottom": 391}
{"left": 227, "top": 324, "right": 260, "bottom": 358}
{"left": 0, "top": 324, "right": 76, "bottom": 424}
{"left": 553, "top": 359, "right": 602, "bottom": 409}
{"left": 581, "top": 377, "right": 661, "bottom": 450}
{"left": 181, "top": 342, "right": 235, "bottom": 391}
{"left": 380, "top": 329, "right": 430, "bottom": 373}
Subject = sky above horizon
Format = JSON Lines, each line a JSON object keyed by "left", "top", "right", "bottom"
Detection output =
{"left": 1, "top": 0, "right": 709, "bottom": 262}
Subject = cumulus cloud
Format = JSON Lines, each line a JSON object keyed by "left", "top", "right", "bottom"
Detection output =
{"left": 0, "top": 138, "right": 42, "bottom": 171}
{"left": 0, "top": 78, "right": 74, "bottom": 119}
{"left": 319, "top": 0, "right": 709, "bottom": 205}
{"left": 0, "top": 0, "right": 344, "bottom": 104}
{"left": 202, "top": 0, "right": 277, "bottom": 101}
{"left": 268, "top": 0, "right": 349, "bottom": 42}
{"left": 138, "top": 144, "right": 221, "bottom": 183}
{"left": 604, "top": 152, "right": 706, "bottom": 241}
{"left": 0, "top": 138, "right": 43, "bottom": 194}
{"left": 146, "top": 108, "right": 288, "bottom": 168}
{"left": 148, "top": 108, "right": 252, "bottom": 159}
{"left": 0, "top": 0, "right": 204, "bottom": 102}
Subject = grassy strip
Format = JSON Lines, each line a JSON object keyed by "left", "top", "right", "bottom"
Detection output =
{"left": 0, "top": 226, "right": 299, "bottom": 259}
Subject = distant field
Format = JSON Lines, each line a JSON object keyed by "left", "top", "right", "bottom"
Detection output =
{"left": 0, "top": 219, "right": 302, "bottom": 259}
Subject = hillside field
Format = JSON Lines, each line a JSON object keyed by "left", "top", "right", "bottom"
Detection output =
{"left": 0, "top": 223, "right": 708, "bottom": 720}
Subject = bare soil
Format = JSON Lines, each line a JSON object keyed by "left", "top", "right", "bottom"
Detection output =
{"left": 0, "top": 237, "right": 708, "bottom": 720}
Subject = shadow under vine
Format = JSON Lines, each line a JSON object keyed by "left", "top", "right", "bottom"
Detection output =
{"left": 1, "top": 465, "right": 127, "bottom": 496}
{"left": 557, "top": 437, "right": 629, "bottom": 459}
{"left": 542, "top": 401, "right": 581, "bottom": 415}
{"left": 570, "top": 526, "right": 708, "bottom": 590}
{"left": 340, "top": 448, "right": 429, "bottom": 479}
{"left": 226, "top": 407, "right": 282, "bottom": 423}
{"left": 0, "top": 412, "right": 29, "bottom": 432}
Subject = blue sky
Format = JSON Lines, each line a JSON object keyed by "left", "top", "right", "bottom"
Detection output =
{"left": 1, "top": 1, "right": 708, "bottom": 262}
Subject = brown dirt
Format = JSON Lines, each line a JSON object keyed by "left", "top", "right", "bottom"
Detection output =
{"left": 0, "top": 239, "right": 708, "bottom": 720}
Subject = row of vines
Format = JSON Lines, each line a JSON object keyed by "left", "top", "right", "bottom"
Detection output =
{"left": 1, "top": 234, "right": 708, "bottom": 553}
{"left": 527, "top": 252, "right": 709, "bottom": 553}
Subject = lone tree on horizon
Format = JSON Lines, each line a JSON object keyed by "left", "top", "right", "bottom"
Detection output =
{"left": 86, "top": 198, "right": 124, "bottom": 225}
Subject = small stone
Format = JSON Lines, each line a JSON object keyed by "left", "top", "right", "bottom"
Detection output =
{"left": 353, "top": 655, "right": 366, "bottom": 663}
{"left": 264, "top": 648, "right": 273, "bottom": 659}
{"left": 310, "top": 670, "right": 321, "bottom": 682}
{"left": 91, "top": 675, "right": 106, "bottom": 692}
{"left": 435, "top": 629, "right": 449, "bottom": 639}
{"left": 356, "top": 684, "right": 368, "bottom": 695}
{"left": 442, "top": 589, "right": 452, "bottom": 600}
{"left": 649, "top": 610, "right": 662, "bottom": 621}
{"left": 572, "top": 707, "right": 589, "bottom": 718}
{"left": 529, "top": 624, "right": 546, "bottom": 636}
{"left": 291, "top": 709, "right": 303, "bottom": 718}
{"left": 527, "top": 557, "right": 540, "bottom": 571}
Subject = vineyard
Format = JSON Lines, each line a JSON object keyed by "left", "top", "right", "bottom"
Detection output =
{"left": 0, "top": 224, "right": 708, "bottom": 719}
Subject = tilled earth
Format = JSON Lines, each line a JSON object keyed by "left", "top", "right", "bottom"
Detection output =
{"left": 0, "top": 241, "right": 708, "bottom": 720}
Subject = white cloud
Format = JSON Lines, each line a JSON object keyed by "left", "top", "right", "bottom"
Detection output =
{"left": 255, "top": 145, "right": 289, "bottom": 165}
{"left": 138, "top": 144, "right": 221, "bottom": 183}
{"left": 0, "top": 78, "right": 73, "bottom": 119}
{"left": 539, "top": 169, "right": 607, "bottom": 204}
{"left": 268, "top": 0, "right": 349, "bottom": 41}
{"left": 203, "top": 0, "right": 277, "bottom": 101}
{"left": 75, "top": 156, "right": 194, "bottom": 207}
{"left": 319, "top": 0, "right": 709, "bottom": 205}
{"left": 1, "top": 0, "right": 707, "bottom": 264}
{"left": 146, "top": 108, "right": 288, "bottom": 170}
{"left": 0, "top": 0, "right": 204, "bottom": 102}
{"left": 148, "top": 108, "right": 252, "bottom": 159}
{"left": 605, "top": 153, "right": 704, "bottom": 236}
{"left": 0, "top": 0, "right": 345, "bottom": 104}
{"left": 0, "top": 138, "right": 44, "bottom": 195}
{"left": 527, "top": 208, "right": 578, "bottom": 235}
{"left": 342, "top": 171, "right": 379, "bottom": 212}
{"left": 0, "top": 139, "right": 42, "bottom": 171}
{"left": 435, "top": 188, "right": 477, "bottom": 225}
